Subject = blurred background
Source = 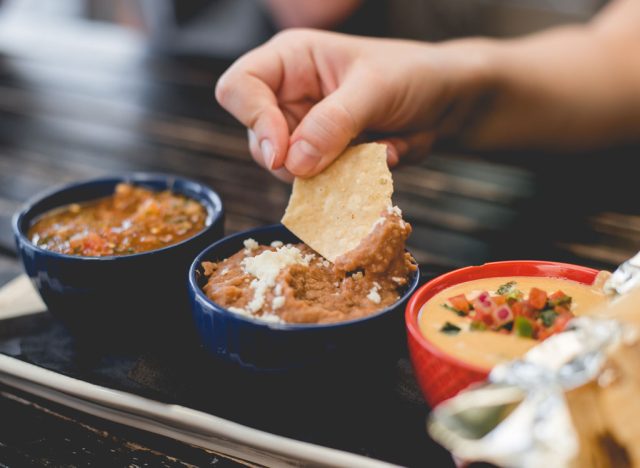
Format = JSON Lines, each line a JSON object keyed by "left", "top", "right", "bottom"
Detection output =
{"left": 1, "top": 0, "right": 638, "bottom": 286}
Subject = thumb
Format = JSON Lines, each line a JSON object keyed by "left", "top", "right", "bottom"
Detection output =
{"left": 285, "top": 77, "right": 376, "bottom": 177}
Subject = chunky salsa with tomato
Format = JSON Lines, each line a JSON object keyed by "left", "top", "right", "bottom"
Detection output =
{"left": 418, "top": 275, "right": 608, "bottom": 370}
{"left": 28, "top": 183, "right": 207, "bottom": 256}
{"left": 441, "top": 281, "right": 576, "bottom": 341}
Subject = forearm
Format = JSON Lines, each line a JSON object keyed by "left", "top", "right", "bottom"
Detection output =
{"left": 446, "top": 0, "right": 640, "bottom": 152}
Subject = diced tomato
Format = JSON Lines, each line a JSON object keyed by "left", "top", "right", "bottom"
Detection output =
{"left": 511, "top": 301, "right": 524, "bottom": 317}
{"left": 511, "top": 300, "right": 535, "bottom": 319}
{"left": 454, "top": 285, "right": 575, "bottom": 342}
{"left": 537, "top": 311, "right": 573, "bottom": 340}
{"left": 78, "top": 232, "right": 108, "bottom": 255}
{"left": 536, "top": 327, "right": 553, "bottom": 340}
{"left": 448, "top": 294, "right": 471, "bottom": 314}
{"left": 549, "top": 290, "right": 572, "bottom": 306}
{"left": 549, "top": 290, "right": 567, "bottom": 302}
{"left": 529, "top": 287, "right": 548, "bottom": 310}
{"left": 553, "top": 312, "right": 573, "bottom": 332}
{"left": 471, "top": 307, "right": 495, "bottom": 326}
{"left": 481, "top": 314, "right": 495, "bottom": 326}
{"left": 493, "top": 296, "right": 507, "bottom": 306}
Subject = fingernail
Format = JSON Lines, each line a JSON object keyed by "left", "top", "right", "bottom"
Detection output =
{"left": 288, "top": 140, "right": 321, "bottom": 175}
{"left": 248, "top": 129, "right": 257, "bottom": 147}
{"left": 260, "top": 139, "right": 276, "bottom": 170}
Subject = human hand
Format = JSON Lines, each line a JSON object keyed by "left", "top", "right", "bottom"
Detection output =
{"left": 215, "top": 29, "right": 493, "bottom": 180}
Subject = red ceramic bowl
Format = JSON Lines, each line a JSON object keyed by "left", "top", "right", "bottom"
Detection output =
{"left": 405, "top": 260, "right": 599, "bottom": 407}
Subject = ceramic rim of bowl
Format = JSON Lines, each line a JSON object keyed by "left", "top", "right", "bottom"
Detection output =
{"left": 12, "top": 172, "right": 224, "bottom": 262}
{"left": 189, "top": 224, "right": 421, "bottom": 332}
{"left": 405, "top": 260, "right": 600, "bottom": 375}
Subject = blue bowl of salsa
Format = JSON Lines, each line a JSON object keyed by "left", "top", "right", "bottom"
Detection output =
{"left": 188, "top": 224, "right": 420, "bottom": 372}
{"left": 12, "top": 173, "right": 224, "bottom": 340}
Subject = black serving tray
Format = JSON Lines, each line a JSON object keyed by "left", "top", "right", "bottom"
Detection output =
{"left": 0, "top": 267, "right": 455, "bottom": 467}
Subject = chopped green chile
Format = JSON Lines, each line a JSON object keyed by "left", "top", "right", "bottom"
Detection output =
{"left": 548, "top": 295, "right": 572, "bottom": 307}
{"left": 496, "top": 281, "right": 517, "bottom": 295}
{"left": 441, "top": 303, "right": 467, "bottom": 316}
{"left": 514, "top": 316, "right": 534, "bottom": 338}
{"left": 540, "top": 309, "right": 559, "bottom": 327}
{"left": 470, "top": 321, "right": 488, "bottom": 331}
{"left": 441, "top": 281, "right": 575, "bottom": 341}
{"left": 440, "top": 322, "right": 462, "bottom": 335}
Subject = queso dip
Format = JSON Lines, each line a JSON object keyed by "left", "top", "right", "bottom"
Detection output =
{"left": 418, "top": 276, "right": 608, "bottom": 370}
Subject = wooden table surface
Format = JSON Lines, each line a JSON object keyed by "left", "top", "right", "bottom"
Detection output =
{"left": 1, "top": 16, "right": 640, "bottom": 467}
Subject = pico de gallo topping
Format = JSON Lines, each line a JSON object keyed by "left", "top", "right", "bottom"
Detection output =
{"left": 439, "top": 281, "right": 574, "bottom": 340}
{"left": 28, "top": 183, "right": 207, "bottom": 257}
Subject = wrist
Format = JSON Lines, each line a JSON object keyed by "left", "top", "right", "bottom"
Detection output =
{"left": 429, "top": 37, "right": 505, "bottom": 144}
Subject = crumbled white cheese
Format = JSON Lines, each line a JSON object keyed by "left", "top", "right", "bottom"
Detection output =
{"left": 220, "top": 267, "right": 229, "bottom": 275}
{"left": 372, "top": 217, "right": 386, "bottom": 229}
{"left": 387, "top": 205, "right": 402, "bottom": 217}
{"left": 260, "top": 313, "right": 284, "bottom": 323}
{"left": 391, "top": 276, "right": 404, "bottom": 284}
{"left": 322, "top": 260, "right": 330, "bottom": 268}
{"left": 270, "top": 240, "right": 284, "bottom": 248}
{"left": 367, "top": 283, "right": 382, "bottom": 304}
{"left": 243, "top": 238, "right": 259, "bottom": 254}
{"left": 241, "top": 245, "right": 310, "bottom": 313}
{"left": 466, "top": 290, "right": 482, "bottom": 301}
{"left": 272, "top": 296, "right": 285, "bottom": 310}
{"left": 274, "top": 283, "right": 283, "bottom": 296}
{"left": 228, "top": 306, "right": 283, "bottom": 324}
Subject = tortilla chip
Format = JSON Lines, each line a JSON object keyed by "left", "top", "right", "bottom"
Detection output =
{"left": 281, "top": 143, "right": 393, "bottom": 262}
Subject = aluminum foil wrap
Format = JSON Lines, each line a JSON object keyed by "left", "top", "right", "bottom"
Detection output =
{"left": 427, "top": 316, "right": 626, "bottom": 468}
{"left": 603, "top": 252, "right": 640, "bottom": 296}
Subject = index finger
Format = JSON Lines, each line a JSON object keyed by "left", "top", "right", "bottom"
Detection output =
{"left": 215, "top": 44, "right": 290, "bottom": 170}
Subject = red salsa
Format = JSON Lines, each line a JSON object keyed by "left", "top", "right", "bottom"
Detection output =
{"left": 441, "top": 281, "right": 575, "bottom": 340}
{"left": 28, "top": 183, "right": 207, "bottom": 256}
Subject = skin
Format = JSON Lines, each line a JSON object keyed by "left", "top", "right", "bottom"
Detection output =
{"left": 215, "top": 0, "right": 640, "bottom": 182}
{"left": 261, "top": 0, "right": 363, "bottom": 29}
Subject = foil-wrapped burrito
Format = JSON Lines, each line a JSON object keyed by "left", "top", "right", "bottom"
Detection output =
{"left": 428, "top": 269, "right": 640, "bottom": 467}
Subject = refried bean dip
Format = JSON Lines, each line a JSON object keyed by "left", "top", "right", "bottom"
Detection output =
{"left": 28, "top": 183, "right": 207, "bottom": 256}
{"left": 201, "top": 208, "right": 416, "bottom": 324}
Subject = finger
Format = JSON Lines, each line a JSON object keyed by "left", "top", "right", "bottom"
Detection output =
{"left": 377, "top": 131, "right": 435, "bottom": 168}
{"left": 375, "top": 139, "right": 404, "bottom": 168}
{"left": 281, "top": 99, "right": 314, "bottom": 133}
{"left": 271, "top": 167, "right": 295, "bottom": 183}
{"left": 248, "top": 129, "right": 267, "bottom": 168}
{"left": 285, "top": 74, "right": 378, "bottom": 177}
{"left": 249, "top": 129, "right": 295, "bottom": 183}
{"left": 216, "top": 47, "right": 289, "bottom": 171}
{"left": 399, "top": 131, "right": 436, "bottom": 165}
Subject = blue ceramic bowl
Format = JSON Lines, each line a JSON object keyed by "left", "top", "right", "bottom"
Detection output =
{"left": 12, "top": 173, "right": 224, "bottom": 337}
{"left": 189, "top": 224, "right": 420, "bottom": 372}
